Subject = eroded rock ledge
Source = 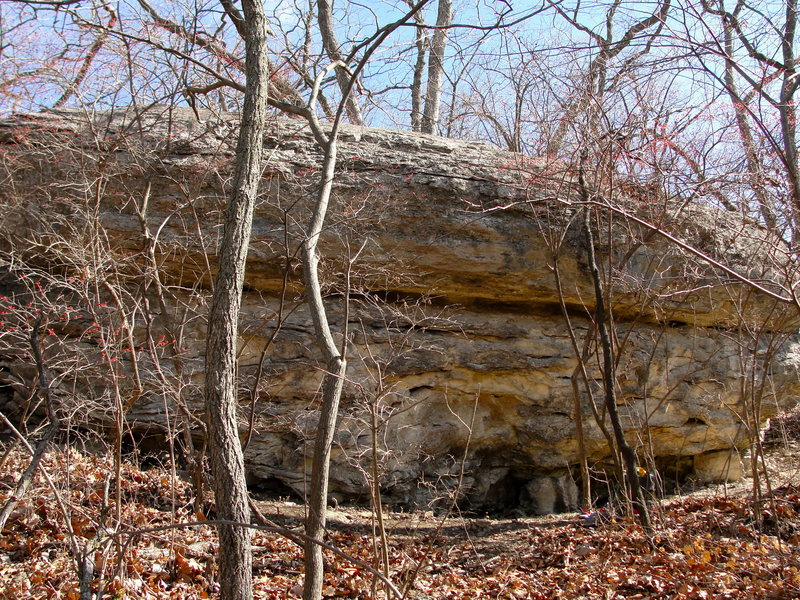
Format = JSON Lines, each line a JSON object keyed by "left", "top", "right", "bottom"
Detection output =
{"left": 1, "top": 107, "right": 798, "bottom": 513}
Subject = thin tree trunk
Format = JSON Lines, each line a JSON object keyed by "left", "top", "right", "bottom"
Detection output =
{"left": 298, "top": 8, "right": 430, "bottom": 598}
{"left": 318, "top": 0, "right": 364, "bottom": 125}
{"left": 545, "top": 0, "right": 670, "bottom": 156}
{"left": 204, "top": 2, "right": 269, "bottom": 599}
{"left": 52, "top": 4, "right": 117, "bottom": 109}
{"left": 370, "top": 400, "right": 390, "bottom": 589}
{"left": 779, "top": 0, "right": 800, "bottom": 231}
{"left": 0, "top": 320, "right": 60, "bottom": 531}
{"left": 579, "top": 197, "right": 651, "bottom": 531}
{"left": 721, "top": 16, "right": 777, "bottom": 226}
{"left": 407, "top": 0, "right": 428, "bottom": 131}
{"left": 301, "top": 133, "right": 348, "bottom": 600}
{"left": 576, "top": 147, "right": 650, "bottom": 529}
{"left": 420, "top": 0, "right": 451, "bottom": 134}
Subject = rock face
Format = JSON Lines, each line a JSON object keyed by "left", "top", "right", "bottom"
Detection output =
{"left": 1, "top": 107, "right": 798, "bottom": 512}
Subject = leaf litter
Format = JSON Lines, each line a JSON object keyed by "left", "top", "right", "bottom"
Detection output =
{"left": 1, "top": 437, "right": 799, "bottom": 599}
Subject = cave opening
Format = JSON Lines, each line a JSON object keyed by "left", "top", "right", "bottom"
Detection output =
{"left": 248, "top": 476, "right": 301, "bottom": 502}
{"left": 480, "top": 471, "right": 529, "bottom": 513}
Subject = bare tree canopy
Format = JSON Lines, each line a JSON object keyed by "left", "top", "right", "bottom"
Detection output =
{"left": 3, "top": 1, "right": 800, "bottom": 599}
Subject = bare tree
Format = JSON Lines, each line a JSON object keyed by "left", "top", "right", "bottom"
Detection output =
{"left": 671, "top": 0, "right": 798, "bottom": 233}
{"left": 420, "top": 0, "right": 452, "bottom": 134}
{"left": 300, "top": 11, "right": 430, "bottom": 599}
{"left": 317, "top": 0, "right": 364, "bottom": 125}
{"left": 577, "top": 157, "right": 651, "bottom": 529}
{"left": 6, "top": 3, "right": 800, "bottom": 598}
{"left": 203, "top": 2, "right": 270, "bottom": 599}
{"left": 297, "top": 64, "right": 351, "bottom": 600}
{"left": 545, "top": 0, "right": 672, "bottom": 156}
{"left": 407, "top": 0, "right": 429, "bottom": 131}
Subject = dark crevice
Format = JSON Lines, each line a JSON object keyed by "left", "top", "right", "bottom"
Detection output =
{"left": 408, "top": 385, "right": 433, "bottom": 396}
{"left": 248, "top": 476, "right": 300, "bottom": 502}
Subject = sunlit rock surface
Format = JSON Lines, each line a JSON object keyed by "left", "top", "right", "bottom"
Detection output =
{"left": 1, "top": 107, "right": 798, "bottom": 512}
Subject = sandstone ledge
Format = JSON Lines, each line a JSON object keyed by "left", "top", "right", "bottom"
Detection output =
{"left": 0, "top": 107, "right": 798, "bottom": 511}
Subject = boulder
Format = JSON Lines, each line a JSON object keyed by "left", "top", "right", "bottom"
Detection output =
{"left": 0, "top": 106, "right": 798, "bottom": 511}
{"left": 693, "top": 450, "right": 745, "bottom": 484}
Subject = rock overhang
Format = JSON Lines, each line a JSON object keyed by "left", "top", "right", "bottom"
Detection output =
{"left": 0, "top": 106, "right": 798, "bottom": 511}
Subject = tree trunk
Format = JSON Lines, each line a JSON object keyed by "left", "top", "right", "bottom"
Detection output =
{"left": 301, "top": 133, "right": 349, "bottom": 600}
{"left": 420, "top": 0, "right": 451, "bottom": 134}
{"left": 298, "top": 8, "right": 430, "bottom": 598}
{"left": 318, "top": 0, "right": 364, "bottom": 125}
{"left": 204, "top": 1, "right": 270, "bottom": 599}
{"left": 545, "top": 0, "right": 670, "bottom": 156}
{"left": 722, "top": 16, "right": 777, "bottom": 226}
{"left": 407, "top": 0, "right": 428, "bottom": 131}
{"left": 0, "top": 321, "right": 60, "bottom": 531}
{"left": 580, "top": 202, "right": 651, "bottom": 531}
{"left": 779, "top": 0, "right": 800, "bottom": 232}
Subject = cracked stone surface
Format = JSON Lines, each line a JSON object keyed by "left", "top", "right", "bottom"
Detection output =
{"left": 1, "top": 107, "right": 798, "bottom": 512}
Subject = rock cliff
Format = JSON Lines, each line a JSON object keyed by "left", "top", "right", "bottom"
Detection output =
{"left": 1, "top": 107, "right": 798, "bottom": 512}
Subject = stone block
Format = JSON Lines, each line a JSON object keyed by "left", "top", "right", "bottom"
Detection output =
{"left": 693, "top": 450, "right": 744, "bottom": 483}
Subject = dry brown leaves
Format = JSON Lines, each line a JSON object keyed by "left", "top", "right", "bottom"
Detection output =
{"left": 1, "top": 446, "right": 799, "bottom": 599}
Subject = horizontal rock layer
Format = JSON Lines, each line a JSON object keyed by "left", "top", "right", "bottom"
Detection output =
{"left": 1, "top": 107, "right": 798, "bottom": 512}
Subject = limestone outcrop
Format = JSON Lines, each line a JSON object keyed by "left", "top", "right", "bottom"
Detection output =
{"left": 1, "top": 107, "right": 798, "bottom": 512}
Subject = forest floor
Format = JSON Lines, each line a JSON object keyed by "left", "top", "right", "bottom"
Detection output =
{"left": 2, "top": 411, "right": 800, "bottom": 600}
